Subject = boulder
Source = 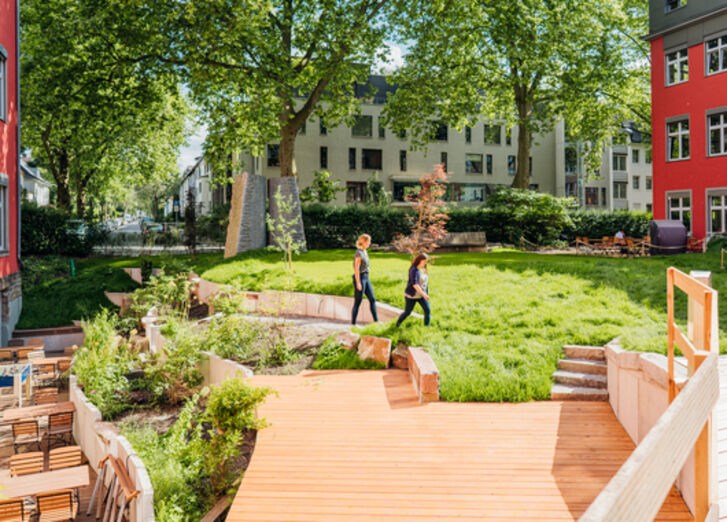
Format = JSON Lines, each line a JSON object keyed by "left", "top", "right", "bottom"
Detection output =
{"left": 335, "top": 331, "right": 361, "bottom": 351}
{"left": 392, "top": 342, "right": 409, "bottom": 369}
{"left": 357, "top": 335, "right": 392, "bottom": 366}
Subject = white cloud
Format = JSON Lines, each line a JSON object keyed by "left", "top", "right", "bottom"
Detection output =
{"left": 375, "top": 43, "right": 405, "bottom": 74}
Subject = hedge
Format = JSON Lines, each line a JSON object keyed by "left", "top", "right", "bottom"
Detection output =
{"left": 21, "top": 202, "right": 105, "bottom": 256}
{"left": 303, "top": 198, "right": 652, "bottom": 248}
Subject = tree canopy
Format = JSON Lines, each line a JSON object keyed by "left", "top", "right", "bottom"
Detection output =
{"left": 385, "top": 0, "right": 650, "bottom": 188}
{"left": 20, "top": 0, "right": 189, "bottom": 217}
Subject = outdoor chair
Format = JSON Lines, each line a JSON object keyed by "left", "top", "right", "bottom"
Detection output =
{"left": 26, "top": 338, "right": 44, "bottom": 347}
{"left": 56, "top": 360, "right": 71, "bottom": 389}
{"left": 0, "top": 348, "right": 14, "bottom": 362}
{"left": 27, "top": 350, "right": 44, "bottom": 362}
{"left": 49, "top": 446, "right": 83, "bottom": 504}
{"left": 35, "top": 490, "right": 77, "bottom": 522}
{"left": 48, "top": 412, "right": 73, "bottom": 450}
{"left": 9, "top": 451, "right": 43, "bottom": 476}
{"left": 34, "top": 387, "right": 59, "bottom": 405}
{"left": 34, "top": 363, "right": 57, "bottom": 388}
{"left": 7, "top": 339, "right": 24, "bottom": 347}
{"left": 62, "top": 347, "right": 77, "bottom": 357}
{"left": 11, "top": 420, "right": 42, "bottom": 454}
{"left": 15, "top": 348, "right": 34, "bottom": 361}
{"left": 0, "top": 499, "right": 28, "bottom": 522}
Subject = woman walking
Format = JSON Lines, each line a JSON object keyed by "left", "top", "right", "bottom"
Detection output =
{"left": 396, "top": 253, "right": 431, "bottom": 327}
{"left": 352, "top": 234, "right": 378, "bottom": 325}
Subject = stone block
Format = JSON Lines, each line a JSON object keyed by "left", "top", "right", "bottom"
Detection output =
{"left": 392, "top": 343, "right": 409, "bottom": 369}
{"left": 407, "top": 346, "right": 440, "bottom": 402}
{"left": 335, "top": 331, "right": 361, "bottom": 351}
{"left": 357, "top": 335, "right": 391, "bottom": 366}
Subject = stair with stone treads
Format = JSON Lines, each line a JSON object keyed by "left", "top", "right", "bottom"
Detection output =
{"left": 550, "top": 345, "right": 608, "bottom": 401}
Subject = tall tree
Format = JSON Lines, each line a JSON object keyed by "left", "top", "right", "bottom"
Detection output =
{"left": 385, "top": 0, "right": 650, "bottom": 188}
{"left": 20, "top": 0, "right": 188, "bottom": 217}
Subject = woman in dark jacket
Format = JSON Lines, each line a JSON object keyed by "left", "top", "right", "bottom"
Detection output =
{"left": 352, "top": 234, "right": 378, "bottom": 325}
{"left": 396, "top": 253, "right": 431, "bottom": 327}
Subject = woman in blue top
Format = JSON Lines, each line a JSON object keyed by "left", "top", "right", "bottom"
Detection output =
{"left": 352, "top": 234, "right": 379, "bottom": 325}
{"left": 396, "top": 253, "right": 431, "bottom": 327}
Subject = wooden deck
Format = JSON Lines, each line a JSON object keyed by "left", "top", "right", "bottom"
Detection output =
{"left": 227, "top": 369, "right": 690, "bottom": 521}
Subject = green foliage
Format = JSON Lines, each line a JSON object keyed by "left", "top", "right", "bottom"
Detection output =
{"left": 21, "top": 202, "right": 103, "bottom": 256}
{"left": 300, "top": 170, "right": 345, "bottom": 204}
{"left": 267, "top": 187, "right": 306, "bottom": 271}
{"left": 73, "top": 310, "right": 140, "bottom": 419}
{"left": 565, "top": 209, "right": 652, "bottom": 240}
{"left": 140, "top": 259, "right": 153, "bottom": 285}
{"left": 127, "top": 272, "right": 193, "bottom": 321}
{"left": 312, "top": 338, "right": 386, "bottom": 370}
{"left": 21, "top": 256, "right": 70, "bottom": 287}
{"left": 206, "top": 379, "right": 272, "bottom": 434}
{"left": 197, "top": 204, "right": 230, "bottom": 244}
{"left": 365, "top": 171, "right": 391, "bottom": 207}
{"left": 184, "top": 189, "right": 197, "bottom": 258}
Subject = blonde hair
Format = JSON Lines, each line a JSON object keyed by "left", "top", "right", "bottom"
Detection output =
{"left": 356, "top": 234, "right": 372, "bottom": 249}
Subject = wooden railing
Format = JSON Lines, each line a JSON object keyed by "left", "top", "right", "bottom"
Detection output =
{"left": 580, "top": 268, "right": 719, "bottom": 522}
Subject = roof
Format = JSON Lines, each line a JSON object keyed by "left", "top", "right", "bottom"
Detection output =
{"left": 20, "top": 159, "right": 51, "bottom": 186}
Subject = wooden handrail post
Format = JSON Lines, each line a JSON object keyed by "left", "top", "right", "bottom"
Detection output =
{"left": 667, "top": 268, "right": 676, "bottom": 403}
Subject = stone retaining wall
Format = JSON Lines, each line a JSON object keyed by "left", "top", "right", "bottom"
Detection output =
{"left": 604, "top": 339, "right": 695, "bottom": 514}
{"left": 70, "top": 376, "right": 155, "bottom": 522}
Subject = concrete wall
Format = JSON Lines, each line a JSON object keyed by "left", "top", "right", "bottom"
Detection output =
{"left": 200, "top": 351, "right": 254, "bottom": 387}
{"left": 70, "top": 376, "right": 155, "bottom": 522}
{"left": 604, "top": 339, "right": 695, "bottom": 514}
{"left": 13, "top": 325, "right": 84, "bottom": 352}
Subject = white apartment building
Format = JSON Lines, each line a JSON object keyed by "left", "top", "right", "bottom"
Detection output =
{"left": 180, "top": 76, "right": 652, "bottom": 214}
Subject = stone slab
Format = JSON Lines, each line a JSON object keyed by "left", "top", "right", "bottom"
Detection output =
{"left": 392, "top": 343, "right": 409, "bottom": 369}
{"left": 335, "top": 331, "right": 361, "bottom": 351}
{"left": 407, "top": 346, "right": 439, "bottom": 402}
{"left": 357, "top": 336, "right": 391, "bottom": 366}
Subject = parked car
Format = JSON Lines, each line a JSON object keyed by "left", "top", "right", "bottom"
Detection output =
{"left": 67, "top": 219, "right": 87, "bottom": 237}
{"left": 142, "top": 221, "right": 163, "bottom": 234}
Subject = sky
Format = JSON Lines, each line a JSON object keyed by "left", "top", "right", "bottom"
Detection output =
{"left": 175, "top": 43, "right": 406, "bottom": 174}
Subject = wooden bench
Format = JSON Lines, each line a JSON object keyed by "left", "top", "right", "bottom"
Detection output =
{"left": 435, "top": 231, "right": 487, "bottom": 252}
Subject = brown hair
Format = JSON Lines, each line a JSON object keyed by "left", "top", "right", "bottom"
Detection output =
{"left": 411, "top": 253, "right": 429, "bottom": 268}
{"left": 356, "top": 234, "right": 371, "bottom": 249}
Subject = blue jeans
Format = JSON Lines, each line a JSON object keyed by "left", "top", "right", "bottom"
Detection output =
{"left": 352, "top": 274, "right": 378, "bottom": 324}
{"left": 396, "top": 297, "right": 431, "bottom": 326}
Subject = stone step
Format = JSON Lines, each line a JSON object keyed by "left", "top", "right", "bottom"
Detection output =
{"left": 562, "top": 345, "right": 605, "bottom": 361}
{"left": 550, "top": 384, "right": 609, "bottom": 401}
{"left": 558, "top": 358, "right": 607, "bottom": 375}
{"left": 553, "top": 369, "right": 607, "bottom": 389}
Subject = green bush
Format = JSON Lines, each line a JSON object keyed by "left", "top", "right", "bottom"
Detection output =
{"left": 312, "top": 337, "right": 386, "bottom": 370}
{"left": 302, "top": 204, "right": 412, "bottom": 248}
{"left": 21, "top": 201, "right": 105, "bottom": 256}
{"left": 198, "top": 204, "right": 229, "bottom": 243}
{"left": 564, "top": 209, "right": 652, "bottom": 240}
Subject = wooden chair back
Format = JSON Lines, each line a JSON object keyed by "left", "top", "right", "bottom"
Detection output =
{"left": 49, "top": 445, "right": 82, "bottom": 471}
{"left": 7, "top": 339, "right": 24, "bottom": 347}
{"left": 57, "top": 360, "right": 71, "bottom": 373}
{"left": 49, "top": 412, "right": 73, "bottom": 433}
{"left": 35, "top": 387, "right": 59, "bottom": 405}
{"left": 0, "top": 348, "right": 14, "bottom": 361}
{"left": 0, "top": 499, "right": 25, "bottom": 521}
{"left": 15, "top": 348, "right": 33, "bottom": 360}
{"left": 12, "top": 420, "right": 38, "bottom": 440}
{"left": 36, "top": 490, "right": 75, "bottom": 520}
{"left": 27, "top": 351, "right": 45, "bottom": 363}
{"left": 9, "top": 451, "right": 43, "bottom": 476}
{"left": 62, "top": 346, "right": 78, "bottom": 357}
{"left": 26, "top": 338, "right": 44, "bottom": 347}
{"left": 36, "top": 363, "right": 56, "bottom": 377}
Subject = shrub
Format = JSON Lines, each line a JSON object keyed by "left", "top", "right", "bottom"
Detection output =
{"left": 198, "top": 204, "right": 229, "bottom": 243}
{"left": 21, "top": 256, "right": 70, "bottom": 287}
{"left": 127, "top": 272, "right": 193, "bottom": 321}
{"left": 299, "top": 170, "right": 345, "bottom": 203}
{"left": 21, "top": 201, "right": 104, "bottom": 256}
{"left": 564, "top": 209, "right": 652, "bottom": 240}
{"left": 312, "top": 337, "right": 386, "bottom": 370}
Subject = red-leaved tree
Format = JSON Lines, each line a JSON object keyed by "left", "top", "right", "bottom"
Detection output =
{"left": 393, "top": 164, "right": 450, "bottom": 255}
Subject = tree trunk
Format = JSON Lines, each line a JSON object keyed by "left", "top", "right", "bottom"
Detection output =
{"left": 56, "top": 182, "right": 71, "bottom": 212}
{"left": 512, "top": 94, "right": 532, "bottom": 189}
{"left": 55, "top": 151, "right": 72, "bottom": 212}
{"left": 75, "top": 189, "right": 86, "bottom": 219}
{"left": 278, "top": 124, "right": 297, "bottom": 177}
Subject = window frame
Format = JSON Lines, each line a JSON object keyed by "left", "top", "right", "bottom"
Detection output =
{"left": 0, "top": 44, "right": 7, "bottom": 123}
{"left": 378, "top": 117, "right": 385, "bottom": 139}
{"left": 346, "top": 181, "right": 368, "bottom": 204}
{"left": 612, "top": 153, "right": 627, "bottom": 171}
{"left": 613, "top": 181, "right": 628, "bottom": 200}
{"left": 319, "top": 146, "right": 328, "bottom": 169}
{"left": 632, "top": 176, "right": 640, "bottom": 190}
{"left": 664, "top": 0, "right": 687, "bottom": 13}
{"left": 361, "top": 148, "right": 383, "bottom": 170}
{"left": 585, "top": 187, "right": 599, "bottom": 206}
{"left": 486, "top": 154, "right": 493, "bottom": 175}
{"left": 705, "top": 33, "right": 727, "bottom": 77}
{"left": 433, "top": 122, "right": 448, "bottom": 142}
{"left": 632, "top": 149, "right": 640, "bottom": 163}
{"left": 440, "top": 151, "right": 448, "bottom": 171}
{"left": 646, "top": 176, "right": 653, "bottom": 190}
{"left": 665, "top": 47, "right": 689, "bottom": 86}
{"left": 707, "top": 188, "right": 727, "bottom": 235}
{"left": 666, "top": 116, "right": 690, "bottom": 161}
{"left": 484, "top": 124, "right": 502, "bottom": 145}
{"left": 707, "top": 107, "right": 727, "bottom": 157}
{"left": 465, "top": 153, "right": 483, "bottom": 174}
{"left": 351, "top": 115, "right": 373, "bottom": 138}
{"left": 0, "top": 174, "right": 8, "bottom": 254}
{"left": 348, "top": 147, "right": 356, "bottom": 170}
{"left": 507, "top": 155, "right": 516, "bottom": 175}
{"left": 465, "top": 126, "right": 471, "bottom": 144}
{"left": 267, "top": 144, "right": 280, "bottom": 167}
{"left": 399, "top": 150, "right": 407, "bottom": 172}
{"left": 666, "top": 190, "right": 692, "bottom": 233}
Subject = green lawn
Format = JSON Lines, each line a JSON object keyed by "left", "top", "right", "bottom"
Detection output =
{"left": 19, "top": 246, "right": 727, "bottom": 402}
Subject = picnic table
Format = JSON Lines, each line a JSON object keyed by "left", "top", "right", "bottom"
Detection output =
{"left": 0, "top": 465, "right": 90, "bottom": 498}
{"left": 3, "top": 401, "right": 75, "bottom": 422}
{"left": 31, "top": 356, "right": 72, "bottom": 367}
{"left": 0, "top": 362, "right": 32, "bottom": 407}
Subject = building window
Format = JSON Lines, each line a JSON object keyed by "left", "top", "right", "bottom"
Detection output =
{"left": 565, "top": 145, "right": 578, "bottom": 174}
{"left": 646, "top": 176, "right": 652, "bottom": 190}
{"left": 267, "top": 145, "right": 280, "bottom": 167}
{"left": 667, "top": 194, "right": 691, "bottom": 229}
{"left": 362, "top": 149, "right": 382, "bottom": 170}
{"left": 646, "top": 149, "right": 652, "bottom": 163}
{"left": 434, "top": 122, "right": 448, "bottom": 141}
{"left": 0, "top": 55, "right": 6, "bottom": 122}
{"left": 396, "top": 129, "right": 407, "bottom": 139}
{"left": 632, "top": 149, "right": 640, "bottom": 163}
{"left": 484, "top": 124, "right": 501, "bottom": 145}
{"left": 585, "top": 187, "right": 598, "bottom": 206}
{"left": 399, "top": 150, "right": 407, "bottom": 171}
{"left": 319, "top": 119, "right": 327, "bottom": 135}
{"left": 320, "top": 146, "right": 328, "bottom": 169}
{"left": 710, "top": 194, "right": 727, "bottom": 233}
{"left": 507, "top": 155, "right": 516, "bottom": 175}
{"left": 647, "top": 203, "right": 653, "bottom": 213}
{"left": 708, "top": 110, "right": 727, "bottom": 156}
{"left": 633, "top": 176, "right": 640, "bottom": 190}
{"left": 612, "top": 153, "right": 627, "bottom": 171}
{"left": 346, "top": 182, "right": 367, "bottom": 204}
{"left": 465, "top": 126, "right": 471, "bottom": 144}
{"left": 393, "top": 181, "right": 419, "bottom": 202}
{"left": 0, "top": 183, "right": 6, "bottom": 251}
{"left": 707, "top": 35, "right": 727, "bottom": 75}
{"left": 601, "top": 187, "right": 607, "bottom": 206}
{"left": 352, "top": 115, "right": 373, "bottom": 137}
{"left": 667, "top": 118, "right": 690, "bottom": 160}
{"left": 613, "top": 182, "right": 627, "bottom": 199}
{"left": 529, "top": 184, "right": 539, "bottom": 191}
{"left": 665, "top": 48, "right": 688, "bottom": 85}
{"left": 529, "top": 157, "right": 532, "bottom": 176}
{"left": 506, "top": 128, "right": 512, "bottom": 146}
{"left": 349, "top": 148, "right": 356, "bottom": 169}
{"left": 486, "top": 154, "right": 493, "bottom": 174}
{"left": 665, "top": 0, "right": 686, "bottom": 12}
{"left": 298, "top": 120, "right": 306, "bottom": 135}
{"left": 441, "top": 152, "right": 448, "bottom": 171}
{"left": 465, "top": 153, "right": 483, "bottom": 174}
{"left": 378, "top": 117, "right": 385, "bottom": 138}
{"left": 447, "top": 183, "right": 485, "bottom": 202}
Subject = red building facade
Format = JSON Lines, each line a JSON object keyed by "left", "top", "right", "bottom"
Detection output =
{"left": 0, "top": 0, "right": 22, "bottom": 343}
{"left": 648, "top": 0, "right": 727, "bottom": 240}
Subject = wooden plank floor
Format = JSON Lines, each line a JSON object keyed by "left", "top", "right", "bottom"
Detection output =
{"left": 227, "top": 369, "right": 690, "bottom": 521}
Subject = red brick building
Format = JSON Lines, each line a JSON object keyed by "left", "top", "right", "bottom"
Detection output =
{"left": 0, "top": 0, "right": 22, "bottom": 342}
{"left": 647, "top": 0, "right": 727, "bottom": 240}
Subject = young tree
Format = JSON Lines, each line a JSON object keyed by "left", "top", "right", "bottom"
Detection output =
{"left": 392, "top": 165, "right": 449, "bottom": 255}
{"left": 184, "top": 189, "right": 198, "bottom": 260}
{"left": 266, "top": 187, "right": 307, "bottom": 272}
{"left": 20, "top": 0, "right": 188, "bottom": 217}
{"left": 365, "top": 171, "right": 391, "bottom": 207}
{"left": 299, "top": 171, "right": 345, "bottom": 204}
{"left": 385, "top": 0, "right": 650, "bottom": 188}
